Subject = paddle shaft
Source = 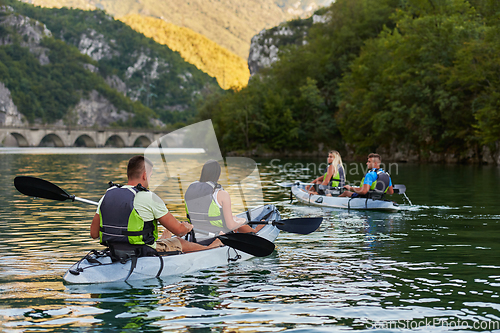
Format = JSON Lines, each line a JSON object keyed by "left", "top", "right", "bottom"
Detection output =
{"left": 280, "top": 180, "right": 407, "bottom": 195}
{"left": 248, "top": 220, "right": 284, "bottom": 225}
{"left": 75, "top": 197, "right": 98, "bottom": 206}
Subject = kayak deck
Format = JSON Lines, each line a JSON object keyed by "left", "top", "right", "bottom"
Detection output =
{"left": 63, "top": 205, "right": 281, "bottom": 284}
{"left": 291, "top": 185, "right": 399, "bottom": 211}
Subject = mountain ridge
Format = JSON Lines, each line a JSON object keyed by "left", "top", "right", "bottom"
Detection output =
{"left": 20, "top": 0, "right": 334, "bottom": 59}
{"left": 119, "top": 14, "right": 249, "bottom": 90}
{"left": 0, "top": 1, "right": 221, "bottom": 130}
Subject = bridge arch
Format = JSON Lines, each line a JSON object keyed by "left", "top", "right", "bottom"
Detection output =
{"left": 39, "top": 133, "right": 65, "bottom": 147}
{"left": 74, "top": 134, "right": 96, "bottom": 147}
{"left": 133, "top": 135, "right": 152, "bottom": 147}
{"left": 104, "top": 134, "right": 126, "bottom": 148}
{"left": 5, "top": 132, "right": 29, "bottom": 147}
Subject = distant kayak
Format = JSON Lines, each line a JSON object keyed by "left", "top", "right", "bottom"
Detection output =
{"left": 63, "top": 205, "right": 281, "bottom": 284}
{"left": 291, "top": 184, "right": 400, "bottom": 212}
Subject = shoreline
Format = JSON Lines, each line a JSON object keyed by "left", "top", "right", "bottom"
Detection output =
{"left": 225, "top": 145, "right": 500, "bottom": 166}
{"left": 2, "top": 146, "right": 499, "bottom": 165}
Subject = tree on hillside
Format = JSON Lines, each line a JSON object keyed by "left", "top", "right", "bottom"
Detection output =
{"left": 198, "top": 76, "right": 298, "bottom": 152}
{"left": 200, "top": 0, "right": 399, "bottom": 152}
{"left": 337, "top": 0, "right": 491, "bottom": 157}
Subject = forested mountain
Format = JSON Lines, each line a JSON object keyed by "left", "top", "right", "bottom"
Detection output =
{"left": 248, "top": 9, "right": 328, "bottom": 76}
{"left": 119, "top": 14, "right": 249, "bottom": 90}
{"left": 0, "top": 0, "right": 220, "bottom": 127}
{"left": 20, "top": 0, "right": 334, "bottom": 59}
{"left": 199, "top": 0, "right": 500, "bottom": 163}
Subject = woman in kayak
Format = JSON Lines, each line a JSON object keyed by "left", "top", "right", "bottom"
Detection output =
{"left": 184, "top": 160, "right": 264, "bottom": 237}
{"left": 306, "top": 150, "right": 346, "bottom": 195}
{"left": 90, "top": 155, "right": 222, "bottom": 255}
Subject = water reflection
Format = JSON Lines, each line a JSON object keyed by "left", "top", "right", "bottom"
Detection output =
{"left": 1, "top": 154, "right": 500, "bottom": 331}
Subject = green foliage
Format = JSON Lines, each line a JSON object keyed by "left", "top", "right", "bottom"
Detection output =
{"left": 3, "top": 0, "right": 220, "bottom": 126}
{"left": 338, "top": 0, "right": 494, "bottom": 154}
{"left": 199, "top": 0, "right": 398, "bottom": 152}
{"left": 198, "top": 77, "right": 298, "bottom": 152}
{"left": 199, "top": 0, "right": 500, "bottom": 155}
{"left": 447, "top": 24, "right": 500, "bottom": 144}
{"left": 0, "top": 34, "right": 156, "bottom": 126}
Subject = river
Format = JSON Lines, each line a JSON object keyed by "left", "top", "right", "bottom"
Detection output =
{"left": 0, "top": 150, "right": 499, "bottom": 332}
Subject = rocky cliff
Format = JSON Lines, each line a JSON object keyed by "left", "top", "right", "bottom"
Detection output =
{"left": 248, "top": 11, "right": 329, "bottom": 76}
{"left": 0, "top": 6, "right": 51, "bottom": 64}
{"left": 0, "top": 3, "right": 217, "bottom": 128}
{"left": 0, "top": 82, "right": 26, "bottom": 126}
{"left": 0, "top": 6, "right": 143, "bottom": 127}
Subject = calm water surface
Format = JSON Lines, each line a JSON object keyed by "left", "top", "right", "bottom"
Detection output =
{"left": 0, "top": 151, "right": 499, "bottom": 332}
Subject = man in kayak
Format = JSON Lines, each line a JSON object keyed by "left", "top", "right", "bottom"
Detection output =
{"left": 339, "top": 153, "right": 394, "bottom": 199}
{"left": 184, "top": 159, "right": 263, "bottom": 238}
{"left": 90, "top": 155, "right": 222, "bottom": 255}
{"left": 306, "top": 150, "right": 346, "bottom": 195}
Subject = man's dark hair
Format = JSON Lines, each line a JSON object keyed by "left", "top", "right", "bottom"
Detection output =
{"left": 127, "top": 155, "right": 153, "bottom": 179}
{"left": 368, "top": 153, "right": 382, "bottom": 162}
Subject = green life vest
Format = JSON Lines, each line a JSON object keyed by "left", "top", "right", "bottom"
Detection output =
{"left": 184, "top": 181, "right": 230, "bottom": 235}
{"left": 323, "top": 164, "right": 345, "bottom": 187}
{"left": 99, "top": 186, "right": 157, "bottom": 246}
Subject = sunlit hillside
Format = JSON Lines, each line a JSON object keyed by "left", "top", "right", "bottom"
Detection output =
{"left": 119, "top": 14, "right": 249, "bottom": 90}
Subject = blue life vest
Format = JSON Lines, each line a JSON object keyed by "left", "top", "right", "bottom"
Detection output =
{"left": 360, "top": 169, "right": 391, "bottom": 199}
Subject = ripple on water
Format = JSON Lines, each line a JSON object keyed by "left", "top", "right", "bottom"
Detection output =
{"left": 2, "top": 157, "right": 500, "bottom": 331}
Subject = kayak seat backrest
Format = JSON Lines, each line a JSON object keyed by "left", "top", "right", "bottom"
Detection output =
{"left": 108, "top": 243, "right": 159, "bottom": 262}
{"left": 252, "top": 204, "right": 277, "bottom": 222}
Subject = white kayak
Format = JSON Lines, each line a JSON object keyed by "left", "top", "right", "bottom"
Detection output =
{"left": 63, "top": 205, "right": 281, "bottom": 284}
{"left": 291, "top": 184, "right": 400, "bottom": 211}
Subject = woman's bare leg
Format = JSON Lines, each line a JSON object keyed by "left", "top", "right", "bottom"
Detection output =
{"left": 178, "top": 238, "right": 222, "bottom": 253}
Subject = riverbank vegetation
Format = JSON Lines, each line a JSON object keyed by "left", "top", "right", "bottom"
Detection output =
{"left": 199, "top": 0, "right": 500, "bottom": 158}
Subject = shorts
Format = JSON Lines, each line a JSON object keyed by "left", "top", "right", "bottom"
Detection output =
{"left": 324, "top": 189, "right": 341, "bottom": 196}
{"left": 156, "top": 237, "right": 182, "bottom": 252}
{"left": 319, "top": 185, "right": 340, "bottom": 196}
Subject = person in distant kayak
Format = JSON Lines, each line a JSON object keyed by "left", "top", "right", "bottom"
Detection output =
{"left": 184, "top": 159, "right": 263, "bottom": 238}
{"left": 90, "top": 155, "right": 221, "bottom": 256}
{"left": 306, "top": 150, "right": 346, "bottom": 195}
{"left": 339, "top": 153, "right": 393, "bottom": 199}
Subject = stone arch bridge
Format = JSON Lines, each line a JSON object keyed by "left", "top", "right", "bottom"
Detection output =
{"left": 0, "top": 125, "right": 170, "bottom": 147}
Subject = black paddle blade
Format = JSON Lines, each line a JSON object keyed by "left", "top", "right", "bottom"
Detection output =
{"left": 218, "top": 233, "right": 275, "bottom": 257}
{"left": 275, "top": 217, "right": 323, "bottom": 235}
{"left": 14, "top": 176, "right": 72, "bottom": 201}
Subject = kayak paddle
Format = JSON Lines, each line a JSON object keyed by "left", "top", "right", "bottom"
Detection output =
{"left": 393, "top": 184, "right": 406, "bottom": 194}
{"left": 276, "top": 181, "right": 315, "bottom": 187}
{"left": 279, "top": 180, "right": 407, "bottom": 195}
{"left": 217, "top": 233, "right": 275, "bottom": 257}
{"left": 249, "top": 217, "right": 323, "bottom": 235}
{"left": 14, "top": 176, "right": 98, "bottom": 206}
{"left": 14, "top": 176, "right": 275, "bottom": 257}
